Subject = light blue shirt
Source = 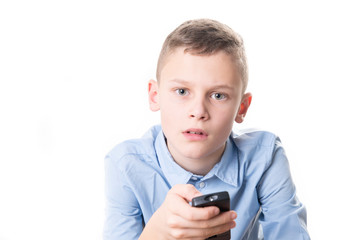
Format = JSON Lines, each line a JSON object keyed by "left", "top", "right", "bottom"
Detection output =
{"left": 104, "top": 125, "right": 310, "bottom": 239}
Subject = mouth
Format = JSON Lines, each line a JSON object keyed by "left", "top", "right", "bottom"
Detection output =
{"left": 184, "top": 129, "right": 207, "bottom": 135}
{"left": 183, "top": 128, "right": 208, "bottom": 136}
{"left": 185, "top": 131, "right": 205, "bottom": 135}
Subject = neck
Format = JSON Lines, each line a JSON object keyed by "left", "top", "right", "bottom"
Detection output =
{"left": 168, "top": 142, "right": 226, "bottom": 176}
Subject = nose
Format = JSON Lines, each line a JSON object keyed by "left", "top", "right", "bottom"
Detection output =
{"left": 189, "top": 97, "right": 209, "bottom": 121}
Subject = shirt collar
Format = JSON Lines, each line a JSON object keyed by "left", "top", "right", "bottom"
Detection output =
{"left": 211, "top": 137, "right": 239, "bottom": 187}
{"left": 155, "top": 130, "right": 239, "bottom": 188}
{"left": 155, "top": 131, "right": 193, "bottom": 187}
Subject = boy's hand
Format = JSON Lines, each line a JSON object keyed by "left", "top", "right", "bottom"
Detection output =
{"left": 139, "top": 184, "right": 237, "bottom": 240}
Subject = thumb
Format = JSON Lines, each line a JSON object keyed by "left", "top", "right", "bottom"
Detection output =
{"left": 171, "top": 184, "right": 202, "bottom": 202}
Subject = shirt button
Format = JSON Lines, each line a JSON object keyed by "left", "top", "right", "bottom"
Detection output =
{"left": 191, "top": 176, "right": 198, "bottom": 181}
{"left": 199, "top": 182, "right": 205, "bottom": 188}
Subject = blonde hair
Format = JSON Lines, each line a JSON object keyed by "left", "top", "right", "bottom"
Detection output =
{"left": 156, "top": 19, "right": 248, "bottom": 94}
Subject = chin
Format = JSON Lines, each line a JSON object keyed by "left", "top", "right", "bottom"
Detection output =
{"left": 184, "top": 152, "right": 207, "bottom": 160}
{"left": 183, "top": 145, "right": 220, "bottom": 160}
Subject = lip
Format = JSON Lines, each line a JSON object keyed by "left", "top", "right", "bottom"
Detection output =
{"left": 182, "top": 128, "right": 208, "bottom": 141}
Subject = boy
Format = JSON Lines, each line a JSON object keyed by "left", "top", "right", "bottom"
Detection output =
{"left": 104, "top": 19, "right": 310, "bottom": 239}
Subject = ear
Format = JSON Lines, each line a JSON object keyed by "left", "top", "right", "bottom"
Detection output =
{"left": 235, "top": 92, "right": 252, "bottom": 123}
{"left": 148, "top": 79, "right": 160, "bottom": 112}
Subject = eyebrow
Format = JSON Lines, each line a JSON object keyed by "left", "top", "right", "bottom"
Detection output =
{"left": 168, "top": 78, "right": 190, "bottom": 85}
{"left": 168, "top": 78, "right": 234, "bottom": 91}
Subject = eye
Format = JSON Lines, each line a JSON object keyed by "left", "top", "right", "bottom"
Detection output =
{"left": 211, "top": 92, "right": 226, "bottom": 100}
{"left": 175, "top": 88, "right": 189, "bottom": 96}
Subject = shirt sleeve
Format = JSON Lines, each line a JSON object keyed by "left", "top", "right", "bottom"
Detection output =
{"left": 257, "top": 138, "right": 311, "bottom": 239}
{"left": 103, "top": 154, "right": 143, "bottom": 240}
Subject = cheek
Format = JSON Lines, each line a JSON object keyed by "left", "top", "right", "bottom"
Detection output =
{"left": 160, "top": 102, "right": 182, "bottom": 130}
{"left": 217, "top": 114, "right": 235, "bottom": 131}
{"left": 214, "top": 104, "right": 239, "bottom": 122}
{"left": 210, "top": 106, "right": 238, "bottom": 132}
{"left": 161, "top": 101, "right": 178, "bottom": 117}
{"left": 160, "top": 93, "right": 186, "bottom": 116}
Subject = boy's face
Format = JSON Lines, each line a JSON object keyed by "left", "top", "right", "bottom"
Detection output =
{"left": 149, "top": 48, "right": 251, "bottom": 169}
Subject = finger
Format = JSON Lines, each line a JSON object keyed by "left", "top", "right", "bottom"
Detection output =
{"left": 196, "top": 210, "right": 236, "bottom": 229}
{"left": 168, "top": 195, "right": 220, "bottom": 221}
{"left": 167, "top": 184, "right": 220, "bottom": 221}
{"left": 169, "top": 220, "right": 236, "bottom": 239}
{"left": 168, "top": 210, "right": 237, "bottom": 229}
{"left": 171, "top": 184, "right": 202, "bottom": 202}
{"left": 199, "top": 220, "right": 236, "bottom": 239}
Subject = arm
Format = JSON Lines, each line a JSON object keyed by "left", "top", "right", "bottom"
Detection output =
{"left": 103, "top": 155, "right": 143, "bottom": 240}
{"left": 257, "top": 138, "right": 310, "bottom": 239}
{"left": 104, "top": 154, "right": 235, "bottom": 240}
{"left": 140, "top": 184, "right": 237, "bottom": 240}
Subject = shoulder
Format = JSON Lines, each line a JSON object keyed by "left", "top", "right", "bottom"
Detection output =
{"left": 230, "top": 128, "right": 284, "bottom": 172}
{"left": 105, "top": 125, "right": 162, "bottom": 172}
{"left": 231, "top": 128, "right": 280, "bottom": 149}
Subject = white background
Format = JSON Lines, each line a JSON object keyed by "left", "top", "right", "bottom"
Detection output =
{"left": 1, "top": 1, "right": 359, "bottom": 239}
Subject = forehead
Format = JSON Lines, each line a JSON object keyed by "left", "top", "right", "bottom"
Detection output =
{"left": 160, "top": 47, "right": 242, "bottom": 90}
